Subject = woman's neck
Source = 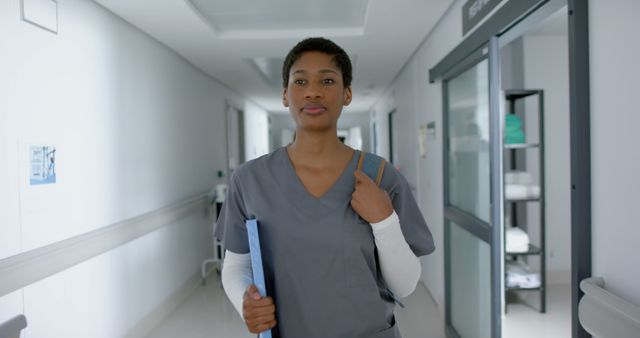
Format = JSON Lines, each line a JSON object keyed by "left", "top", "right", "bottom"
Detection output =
{"left": 287, "top": 129, "right": 352, "bottom": 165}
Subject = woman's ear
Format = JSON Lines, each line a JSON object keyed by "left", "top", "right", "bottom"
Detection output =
{"left": 343, "top": 87, "right": 352, "bottom": 106}
{"left": 282, "top": 88, "right": 289, "bottom": 107}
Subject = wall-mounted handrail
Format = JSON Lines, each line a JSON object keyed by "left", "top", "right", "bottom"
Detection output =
{"left": 0, "top": 314, "right": 27, "bottom": 338}
{"left": 0, "top": 193, "right": 209, "bottom": 298}
{"left": 579, "top": 277, "right": 640, "bottom": 338}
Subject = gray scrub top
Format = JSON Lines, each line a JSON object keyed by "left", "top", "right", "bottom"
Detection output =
{"left": 214, "top": 147, "right": 434, "bottom": 338}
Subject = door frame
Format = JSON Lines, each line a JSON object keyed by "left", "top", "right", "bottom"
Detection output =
{"left": 441, "top": 38, "right": 503, "bottom": 338}
{"left": 387, "top": 109, "right": 397, "bottom": 164}
{"left": 431, "top": 1, "right": 592, "bottom": 337}
{"left": 224, "top": 103, "right": 245, "bottom": 180}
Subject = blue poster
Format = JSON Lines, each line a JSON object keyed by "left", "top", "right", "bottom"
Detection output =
{"left": 30, "top": 145, "right": 56, "bottom": 185}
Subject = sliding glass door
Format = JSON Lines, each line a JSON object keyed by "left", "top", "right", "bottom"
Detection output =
{"left": 444, "top": 38, "right": 503, "bottom": 338}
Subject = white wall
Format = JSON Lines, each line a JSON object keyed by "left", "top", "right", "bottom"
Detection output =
{"left": 371, "top": 0, "right": 467, "bottom": 311}
{"left": 589, "top": 0, "right": 640, "bottom": 306}
{"left": 0, "top": 0, "right": 244, "bottom": 335}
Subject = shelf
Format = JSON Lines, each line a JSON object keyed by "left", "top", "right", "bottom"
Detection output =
{"left": 503, "top": 88, "right": 545, "bottom": 314}
{"left": 504, "top": 143, "right": 539, "bottom": 149}
{"left": 505, "top": 197, "right": 541, "bottom": 202}
{"left": 505, "top": 89, "right": 543, "bottom": 100}
{"left": 506, "top": 244, "right": 543, "bottom": 256}
{"left": 506, "top": 286, "right": 544, "bottom": 291}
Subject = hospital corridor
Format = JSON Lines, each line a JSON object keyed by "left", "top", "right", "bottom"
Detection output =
{"left": 1, "top": 0, "right": 639, "bottom": 337}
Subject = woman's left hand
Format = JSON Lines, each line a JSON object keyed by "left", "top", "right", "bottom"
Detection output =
{"left": 351, "top": 170, "right": 394, "bottom": 223}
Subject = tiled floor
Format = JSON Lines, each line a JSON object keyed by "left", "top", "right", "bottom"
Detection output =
{"left": 145, "top": 273, "right": 446, "bottom": 338}
{"left": 502, "top": 284, "right": 571, "bottom": 338}
{"left": 145, "top": 274, "right": 570, "bottom": 338}
{"left": 144, "top": 273, "right": 253, "bottom": 338}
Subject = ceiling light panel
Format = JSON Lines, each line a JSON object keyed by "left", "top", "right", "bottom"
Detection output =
{"left": 189, "top": 0, "right": 369, "bottom": 33}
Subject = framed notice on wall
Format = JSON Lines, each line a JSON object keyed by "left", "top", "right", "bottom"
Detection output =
{"left": 30, "top": 145, "right": 56, "bottom": 185}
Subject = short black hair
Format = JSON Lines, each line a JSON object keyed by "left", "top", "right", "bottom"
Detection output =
{"left": 282, "top": 37, "right": 352, "bottom": 88}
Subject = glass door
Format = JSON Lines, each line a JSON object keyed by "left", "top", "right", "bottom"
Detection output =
{"left": 444, "top": 38, "right": 503, "bottom": 338}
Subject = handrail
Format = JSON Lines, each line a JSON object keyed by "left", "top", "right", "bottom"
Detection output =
{"left": 579, "top": 277, "right": 640, "bottom": 338}
{"left": 0, "top": 314, "right": 27, "bottom": 338}
{"left": 0, "top": 193, "right": 209, "bottom": 298}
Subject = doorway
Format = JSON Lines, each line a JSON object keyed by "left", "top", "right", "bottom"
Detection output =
{"left": 225, "top": 105, "right": 245, "bottom": 178}
{"left": 433, "top": 1, "right": 591, "bottom": 337}
{"left": 388, "top": 109, "right": 397, "bottom": 164}
{"left": 499, "top": 5, "right": 572, "bottom": 338}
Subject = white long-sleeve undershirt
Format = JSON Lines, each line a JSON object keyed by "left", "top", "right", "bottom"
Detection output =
{"left": 220, "top": 211, "right": 421, "bottom": 318}
{"left": 369, "top": 211, "right": 422, "bottom": 298}
{"left": 220, "top": 251, "right": 253, "bottom": 318}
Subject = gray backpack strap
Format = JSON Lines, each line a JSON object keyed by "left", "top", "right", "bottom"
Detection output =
{"left": 357, "top": 152, "right": 386, "bottom": 185}
{"left": 357, "top": 152, "right": 403, "bottom": 307}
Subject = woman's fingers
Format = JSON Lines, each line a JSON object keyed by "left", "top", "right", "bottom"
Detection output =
{"left": 242, "top": 286, "right": 276, "bottom": 333}
{"left": 351, "top": 171, "right": 393, "bottom": 223}
{"left": 249, "top": 319, "right": 277, "bottom": 333}
{"left": 246, "top": 311, "right": 277, "bottom": 333}
{"left": 248, "top": 313, "right": 276, "bottom": 325}
{"left": 245, "top": 284, "right": 261, "bottom": 300}
{"left": 244, "top": 302, "right": 275, "bottom": 317}
{"left": 354, "top": 170, "right": 374, "bottom": 186}
{"left": 244, "top": 296, "right": 274, "bottom": 308}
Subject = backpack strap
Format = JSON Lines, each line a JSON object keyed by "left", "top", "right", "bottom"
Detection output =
{"left": 357, "top": 151, "right": 386, "bottom": 186}
{"left": 356, "top": 152, "right": 403, "bottom": 307}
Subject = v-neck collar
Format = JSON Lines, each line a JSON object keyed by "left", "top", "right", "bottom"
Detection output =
{"left": 277, "top": 146, "right": 359, "bottom": 218}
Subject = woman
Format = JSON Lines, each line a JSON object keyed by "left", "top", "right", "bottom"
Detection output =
{"left": 215, "top": 37, "right": 434, "bottom": 338}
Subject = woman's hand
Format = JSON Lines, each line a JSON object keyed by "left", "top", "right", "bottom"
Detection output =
{"left": 243, "top": 285, "right": 277, "bottom": 334}
{"left": 351, "top": 170, "right": 394, "bottom": 223}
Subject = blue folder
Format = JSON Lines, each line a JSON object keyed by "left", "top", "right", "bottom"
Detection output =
{"left": 246, "top": 219, "right": 272, "bottom": 338}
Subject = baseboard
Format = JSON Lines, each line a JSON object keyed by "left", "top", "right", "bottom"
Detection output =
{"left": 125, "top": 271, "right": 201, "bottom": 338}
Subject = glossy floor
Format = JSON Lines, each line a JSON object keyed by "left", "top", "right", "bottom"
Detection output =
{"left": 502, "top": 284, "right": 571, "bottom": 338}
{"left": 145, "top": 274, "right": 570, "bottom": 338}
{"left": 145, "top": 273, "right": 446, "bottom": 338}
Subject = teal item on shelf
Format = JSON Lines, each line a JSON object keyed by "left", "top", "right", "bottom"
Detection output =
{"left": 505, "top": 114, "right": 525, "bottom": 144}
{"left": 505, "top": 114, "right": 522, "bottom": 129}
{"left": 505, "top": 130, "right": 525, "bottom": 144}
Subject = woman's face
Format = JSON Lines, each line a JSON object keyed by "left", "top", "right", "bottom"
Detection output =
{"left": 283, "top": 51, "right": 352, "bottom": 132}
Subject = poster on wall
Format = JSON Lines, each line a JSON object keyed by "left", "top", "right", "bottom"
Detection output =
{"left": 30, "top": 145, "right": 56, "bottom": 185}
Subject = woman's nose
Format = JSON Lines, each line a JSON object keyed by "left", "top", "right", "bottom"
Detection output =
{"left": 304, "top": 83, "right": 322, "bottom": 99}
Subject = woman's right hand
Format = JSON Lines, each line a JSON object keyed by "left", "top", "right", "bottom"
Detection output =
{"left": 243, "top": 285, "right": 277, "bottom": 333}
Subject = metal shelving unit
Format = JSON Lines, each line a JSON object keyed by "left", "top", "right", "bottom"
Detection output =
{"left": 504, "top": 89, "right": 546, "bottom": 313}
{"left": 504, "top": 143, "right": 540, "bottom": 150}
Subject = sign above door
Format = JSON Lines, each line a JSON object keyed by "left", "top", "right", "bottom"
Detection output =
{"left": 462, "top": 0, "right": 502, "bottom": 35}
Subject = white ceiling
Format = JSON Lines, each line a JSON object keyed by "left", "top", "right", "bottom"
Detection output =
{"left": 93, "top": 0, "right": 454, "bottom": 114}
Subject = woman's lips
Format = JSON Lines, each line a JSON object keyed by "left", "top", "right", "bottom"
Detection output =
{"left": 302, "top": 103, "right": 326, "bottom": 115}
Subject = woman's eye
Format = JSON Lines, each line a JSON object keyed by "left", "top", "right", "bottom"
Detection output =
{"left": 294, "top": 79, "right": 306, "bottom": 85}
{"left": 323, "top": 79, "right": 335, "bottom": 85}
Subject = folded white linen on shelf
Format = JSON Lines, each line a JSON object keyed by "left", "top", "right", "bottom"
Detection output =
{"left": 505, "top": 184, "right": 540, "bottom": 200}
{"left": 506, "top": 261, "right": 541, "bottom": 289}
{"left": 505, "top": 171, "right": 534, "bottom": 185}
{"left": 506, "top": 227, "right": 530, "bottom": 253}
